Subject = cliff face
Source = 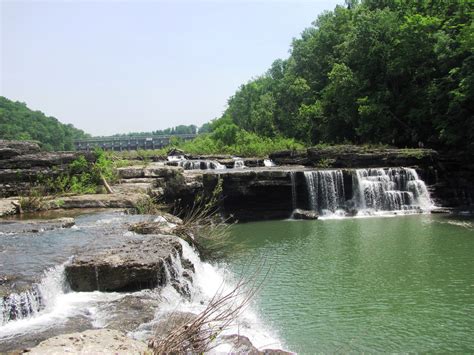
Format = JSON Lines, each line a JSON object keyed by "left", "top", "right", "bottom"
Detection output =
{"left": 0, "top": 140, "right": 94, "bottom": 198}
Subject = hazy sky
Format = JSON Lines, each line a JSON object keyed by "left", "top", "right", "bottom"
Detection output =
{"left": 1, "top": 0, "right": 341, "bottom": 136}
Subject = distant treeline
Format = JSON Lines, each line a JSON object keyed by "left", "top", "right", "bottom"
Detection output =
{"left": 103, "top": 124, "right": 207, "bottom": 138}
{"left": 0, "top": 97, "right": 89, "bottom": 151}
{"left": 212, "top": 0, "right": 473, "bottom": 151}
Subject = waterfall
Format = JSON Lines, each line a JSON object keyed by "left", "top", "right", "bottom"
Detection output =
{"left": 290, "top": 172, "right": 297, "bottom": 210}
{"left": 304, "top": 170, "right": 345, "bottom": 215}
{"left": 353, "top": 168, "right": 433, "bottom": 213}
{"left": 302, "top": 167, "right": 433, "bottom": 217}
{"left": 1, "top": 264, "right": 67, "bottom": 326}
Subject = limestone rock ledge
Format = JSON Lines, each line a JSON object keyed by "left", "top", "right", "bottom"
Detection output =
{"left": 65, "top": 235, "right": 190, "bottom": 293}
{"left": 28, "top": 329, "right": 148, "bottom": 355}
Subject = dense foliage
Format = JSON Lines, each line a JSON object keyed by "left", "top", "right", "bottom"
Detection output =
{"left": 217, "top": 0, "right": 473, "bottom": 150}
{"left": 0, "top": 97, "right": 89, "bottom": 150}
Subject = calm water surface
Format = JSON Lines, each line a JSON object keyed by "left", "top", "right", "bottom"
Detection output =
{"left": 226, "top": 214, "right": 474, "bottom": 353}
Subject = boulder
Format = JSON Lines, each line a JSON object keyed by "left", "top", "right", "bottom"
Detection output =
{"left": 65, "top": 235, "right": 188, "bottom": 292}
{"left": 292, "top": 209, "right": 319, "bottom": 220}
{"left": 27, "top": 329, "right": 148, "bottom": 355}
{"left": 0, "top": 199, "right": 19, "bottom": 217}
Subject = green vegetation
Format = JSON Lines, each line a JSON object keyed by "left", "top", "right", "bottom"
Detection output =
{"left": 213, "top": 0, "right": 473, "bottom": 151}
{"left": 42, "top": 149, "right": 117, "bottom": 195}
{"left": 0, "top": 96, "right": 89, "bottom": 150}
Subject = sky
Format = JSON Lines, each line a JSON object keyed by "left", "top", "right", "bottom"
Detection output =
{"left": 1, "top": 0, "right": 341, "bottom": 136}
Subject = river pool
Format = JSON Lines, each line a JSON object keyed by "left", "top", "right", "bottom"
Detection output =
{"left": 226, "top": 214, "right": 474, "bottom": 353}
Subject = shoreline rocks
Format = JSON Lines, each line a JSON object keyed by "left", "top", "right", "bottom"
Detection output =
{"left": 28, "top": 329, "right": 148, "bottom": 355}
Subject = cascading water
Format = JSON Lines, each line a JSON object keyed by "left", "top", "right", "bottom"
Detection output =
{"left": 1, "top": 218, "right": 282, "bottom": 352}
{"left": 178, "top": 160, "right": 226, "bottom": 170}
{"left": 353, "top": 168, "right": 433, "bottom": 213}
{"left": 302, "top": 167, "right": 433, "bottom": 217}
{"left": 143, "top": 239, "right": 284, "bottom": 350}
{"left": 0, "top": 264, "right": 67, "bottom": 326}
{"left": 304, "top": 170, "right": 345, "bottom": 215}
{"left": 290, "top": 171, "right": 297, "bottom": 211}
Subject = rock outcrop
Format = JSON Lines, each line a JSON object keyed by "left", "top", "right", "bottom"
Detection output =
{"left": 65, "top": 235, "right": 189, "bottom": 292}
{"left": 27, "top": 329, "right": 148, "bottom": 355}
{"left": 0, "top": 140, "right": 94, "bottom": 198}
{"left": 270, "top": 145, "right": 437, "bottom": 168}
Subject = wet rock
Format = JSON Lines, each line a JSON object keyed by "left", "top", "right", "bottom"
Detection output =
{"left": 100, "top": 292, "right": 161, "bottom": 332}
{"left": 0, "top": 217, "right": 75, "bottom": 233}
{"left": 217, "top": 334, "right": 294, "bottom": 354}
{"left": 292, "top": 209, "right": 319, "bottom": 220}
{"left": 27, "top": 329, "right": 148, "bottom": 355}
{"left": 65, "top": 235, "right": 186, "bottom": 292}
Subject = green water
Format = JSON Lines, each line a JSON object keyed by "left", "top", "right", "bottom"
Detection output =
{"left": 226, "top": 214, "right": 474, "bottom": 353}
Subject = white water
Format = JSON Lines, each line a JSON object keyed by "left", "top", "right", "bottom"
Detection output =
{"left": 264, "top": 159, "right": 276, "bottom": 167}
{"left": 1, "top": 239, "right": 283, "bottom": 352}
{"left": 290, "top": 171, "right": 297, "bottom": 211}
{"left": 302, "top": 167, "right": 433, "bottom": 217}
{"left": 144, "top": 240, "right": 284, "bottom": 351}
{"left": 167, "top": 155, "right": 185, "bottom": 162}
{"left": 304, "top": 170, "right": 346, "bottom": 214}
{"left": 178, "top": 160, "right": 226, "bottom": 170}
{"left": 353, "top": 168, "right": 433, "bottom": 214}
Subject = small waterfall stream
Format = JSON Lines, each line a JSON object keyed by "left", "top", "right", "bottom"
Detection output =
{"left": 0, "top": 264, "right": 67, "bottom": 326}
{"left": 290, "top": 172, "right": 297, "bottom": 211}
{"left": 178, "top": 160, "right": 226, "bottom": 170}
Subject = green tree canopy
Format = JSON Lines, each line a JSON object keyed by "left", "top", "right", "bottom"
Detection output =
{"left": 0, "top": 97, "right": 89, "bottom": 151}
